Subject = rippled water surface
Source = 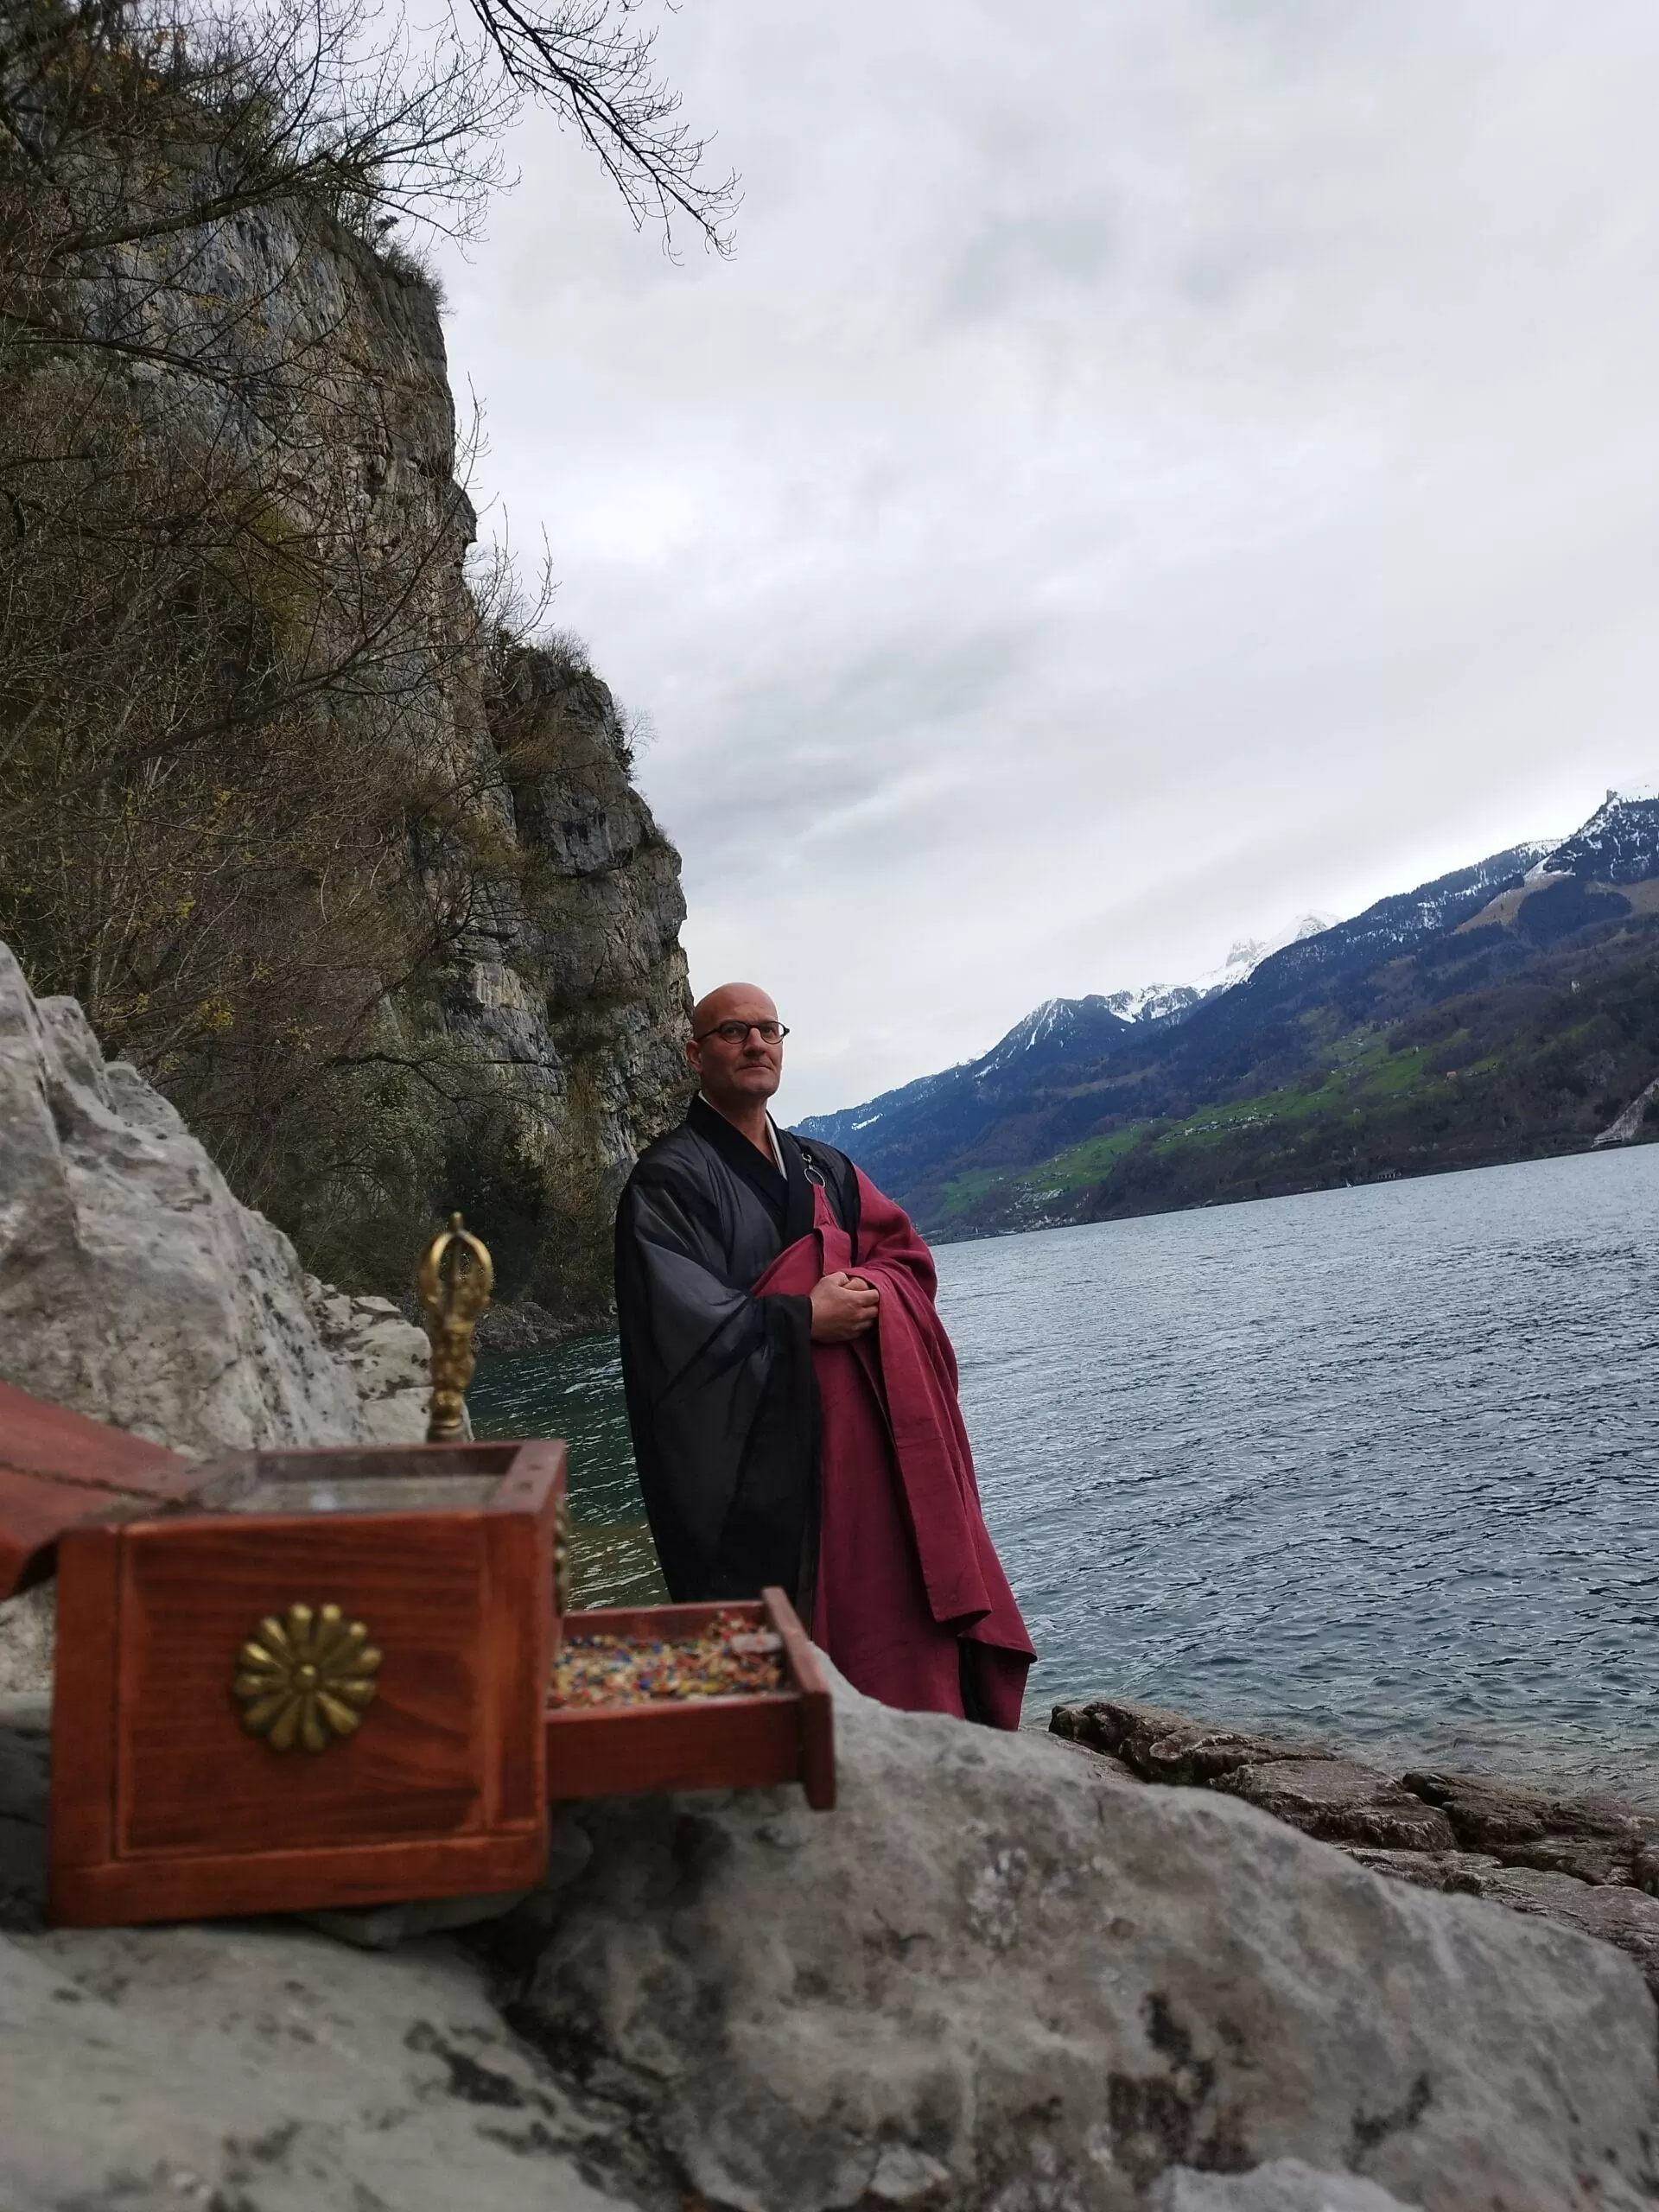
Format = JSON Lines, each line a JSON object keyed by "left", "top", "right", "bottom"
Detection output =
{"left": 473, "top": 1146, "right": 1659, "bottom": 1792}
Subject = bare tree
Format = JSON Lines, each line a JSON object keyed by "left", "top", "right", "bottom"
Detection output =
{"left": 455, "top": 0, "right": 737, "bottom": 252}
{"left": 1, "top": 0, "right": 735, "bottom": 288}
{"left": 0, "top": 0, "right": 721, "bottom": 1286}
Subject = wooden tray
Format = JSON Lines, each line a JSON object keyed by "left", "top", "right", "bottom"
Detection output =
{"left": 546, "top": 1587, "right": 836, "bottom": 1811}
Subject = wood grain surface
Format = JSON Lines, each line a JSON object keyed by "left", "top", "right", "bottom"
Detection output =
{"left": 0, "top": 1382, "right": 194, "bottom": 1597}
{"left": 49, "top": 1440, "right": 564, "bottom": 1926}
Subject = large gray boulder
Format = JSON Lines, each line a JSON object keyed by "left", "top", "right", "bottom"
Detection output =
{"left": 0, "top": 941, "right": 429, "bottom": 1457}
{"left": 1152, "top": 2168, "right": 1419, "bottom": 2212}
{"left": 0, "top": 942, "right": 434, "bottom": 1694}
{"left": 1053, "top": 1697, "right": 1659, "bottom": 2002}
{"left": 516, "top": 1686, "right": 1659, "bottom": 2210}
{"left": 3, "top": 1675, "right": 1656, "bottom": 2209}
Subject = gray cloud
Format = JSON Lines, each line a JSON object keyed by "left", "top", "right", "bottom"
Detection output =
{"left": 435, "top": 0, "right": 1659, "bottom": 1115}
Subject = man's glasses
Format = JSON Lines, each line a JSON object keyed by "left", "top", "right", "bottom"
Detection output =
{"left": 695, "top": 1020, "right": 791, "bottom": 1045}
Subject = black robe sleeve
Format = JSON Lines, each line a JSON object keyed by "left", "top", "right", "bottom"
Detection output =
{"left": 614, "top": 1151, "right": 819, "bottom": 1607}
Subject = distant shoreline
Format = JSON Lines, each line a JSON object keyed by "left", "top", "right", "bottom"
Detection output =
{"left": 924, "top": 1126, "right": 1655, "bottom": 1243}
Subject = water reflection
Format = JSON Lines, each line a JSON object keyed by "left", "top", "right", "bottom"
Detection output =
{"left": 468, "top": 1334, "right": 665, "bottom": 1608}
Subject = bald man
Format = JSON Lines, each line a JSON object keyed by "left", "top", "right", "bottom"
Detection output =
{"left": 614, "top": 982, "right": 1033, "bottom": 1726}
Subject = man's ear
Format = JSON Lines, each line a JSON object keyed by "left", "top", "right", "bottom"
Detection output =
{"left": 685, "top": 1036, "right": 702, "bottom": 1078}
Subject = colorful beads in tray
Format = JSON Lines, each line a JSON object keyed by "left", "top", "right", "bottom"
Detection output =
{"left": 549, "top": 1613, "right": 786, "bottom": 1707}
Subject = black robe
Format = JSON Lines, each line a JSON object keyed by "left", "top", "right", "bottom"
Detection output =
{"left": 614, "top": 1094, "right": 860, "bottom": 1611}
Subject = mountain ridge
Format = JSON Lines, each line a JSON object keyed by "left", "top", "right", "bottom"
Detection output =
{"left": 798, "top": 797, "right": 1658, "bottom": 1238}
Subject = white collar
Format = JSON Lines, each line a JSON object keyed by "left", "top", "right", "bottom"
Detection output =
{"left": 699, "top": 1096, "right": 786, "bottom": 1176}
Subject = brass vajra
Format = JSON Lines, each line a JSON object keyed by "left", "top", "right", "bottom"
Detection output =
{"left": 419, "top": 1211, "right": 494, "bottom": 1443}
{"left": 231, "top": 1603, "right": 382, "bottom": 1752}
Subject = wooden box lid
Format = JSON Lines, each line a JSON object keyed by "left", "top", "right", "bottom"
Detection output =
{"left": 0, "top": 1382, "right": 196, "bottom": 1599}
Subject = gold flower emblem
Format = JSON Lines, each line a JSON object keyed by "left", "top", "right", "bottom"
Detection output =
{"left": 231, "top": 1603, "right": 382, "bottom": 1752}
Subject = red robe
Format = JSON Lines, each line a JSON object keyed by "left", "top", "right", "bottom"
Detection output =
{"left": 753, "top": 1170, "right": 1034, "bottom": 1728}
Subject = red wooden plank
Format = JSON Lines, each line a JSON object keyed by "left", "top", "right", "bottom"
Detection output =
{"left": 764, "top": 1586, "right": 836, "bottom": 1811}
{"left": 0, "top": 1382, "right": 194, "bottom": 1598}
{"left": 50, "top": 1822, "right": 547, "bottom": 1927}
{"left": 545, "top": 1694, "right": 802, "bottom": 1801}
{"left": 0, "top": 1381, "right": 191, "bottom": 1490}
{"left": 48, "top": 1524, "right": 122, "bottom": 1876}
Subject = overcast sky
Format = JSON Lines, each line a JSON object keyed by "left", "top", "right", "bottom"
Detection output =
{"left": 433, "top": 1, "right": 1659, "bottom": 1119}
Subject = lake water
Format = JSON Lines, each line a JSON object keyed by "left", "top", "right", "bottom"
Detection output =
{"left": 471, "top": 1144, "right": 1659, "bottom": 1796}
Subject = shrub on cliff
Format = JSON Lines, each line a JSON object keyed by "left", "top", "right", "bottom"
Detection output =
{"left": 0, "top": 0, "right": 699, "bottom": 1304}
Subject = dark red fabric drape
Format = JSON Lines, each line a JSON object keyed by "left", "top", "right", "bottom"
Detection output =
{"left": 753, "top": 1169, "right": 1033, "bottom": 1728}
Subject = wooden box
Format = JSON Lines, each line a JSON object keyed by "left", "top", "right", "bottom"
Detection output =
{"left": 545, "top": 1587, "right": 836, "bottom": 1811}
{"left": 48, "top": 1440, "right": 563, "bottom": 1926}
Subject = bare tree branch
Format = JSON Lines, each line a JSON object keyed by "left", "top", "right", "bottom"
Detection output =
{"left": 456, "top": 0, "right": 738, "bottom": 253}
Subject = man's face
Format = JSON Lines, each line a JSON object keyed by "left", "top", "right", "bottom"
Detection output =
{"left": 688, "top": 987, "right": 785, "bottom": 1113}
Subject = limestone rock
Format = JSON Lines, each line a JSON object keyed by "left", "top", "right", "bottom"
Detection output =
{"left": 0, "top": 1694, "right": 48, "bottom": 1932}
{"left": 1052, "top": 1696, "right": 1328, "bottom": 1785}
{"left": 474, "top": 1296, "right": 582, "bottom": 1352}
{"left": 1153, "top": 2164, "right": 1421, "bottom": 2211}
{"left": 1053, "top": 1699, "right": 1659, "bottom": 1998}
{"left": 0, "top": 946, "right": 365, "bottom": 1455}
{"left": 1404, "top": 1769, "right": 1659, "bottom": 1888}
{"left": 1216, "top": 1760, "right": 1457, "bottom": 1853}
{"left": 0, "top": 1586, "right": 54, "bottom": 1700}
{"left": 0, "top": 944, "right": 429, "bottom": 1456}
{"left": 10, "top": 1681, "right": 1659, "bottom": 2202}
{"left": 0, "top": 1923, "right": 637, "bottom": 2212}
{"left": 1459, "top": 1866, "right": 1659, "bottom": 1996}
{"left": 7, "top": 1684, "right": 1659, "bottom": 2209}
{"left": 514, "top": 1675, "right": 1659, "bottom": 2211}
{"left": 302, "top": 1281, "right": 430, "bottom": 1445}
{"left": 1341, "top": 1847, "right": 1501, "bottom": 1896}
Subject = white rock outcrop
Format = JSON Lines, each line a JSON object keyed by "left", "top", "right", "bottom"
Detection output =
{"left": 0, "top": 941, "right": 429, "bottom": 1457}
{"left": 303, "top": 1281, "right": 435, "bottom": 1445}
{"left": 4, "top": 1672, "right": 1656, "bottom": 2211}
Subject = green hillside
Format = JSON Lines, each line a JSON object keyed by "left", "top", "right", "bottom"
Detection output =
{"left": 925, "top": 928, "right": 1659, "bottom": 1238}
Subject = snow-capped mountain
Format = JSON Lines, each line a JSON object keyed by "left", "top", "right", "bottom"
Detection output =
{"left": 796, "top": 792, "right": 1659, "bottom": 1236}
{"left": 1534, "top": 788, "right": 1659, "bottom": 885}
{"left": 882, "top": 917, "right": 1346, "bottom": 1110}
{"left": 1103, "top": 914, "right": 1338, "bottom": 1026}
{"left": 796, "top": 837, "right": 1554, "bottom": 1180}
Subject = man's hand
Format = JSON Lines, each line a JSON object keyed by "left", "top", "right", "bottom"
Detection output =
{"left": 810, "top": 1270, "right": 880, "bottom": 1344}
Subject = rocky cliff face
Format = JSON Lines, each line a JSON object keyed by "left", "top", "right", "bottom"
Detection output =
{"left": 440, "top": 641, "right": 695, "bottom": 1326}
{"left": 6, "top": 183, "right": 691, "bottom": 1328}
{"left": 279, "top": 218, "right": 693, "bottom": 1317}
{"left": 201, "top": 210, "right": 692, "bottom": 1320}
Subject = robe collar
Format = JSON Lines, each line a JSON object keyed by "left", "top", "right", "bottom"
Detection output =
{"left": 687, "top": 1093, "right": 816, "bottom": 1246}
